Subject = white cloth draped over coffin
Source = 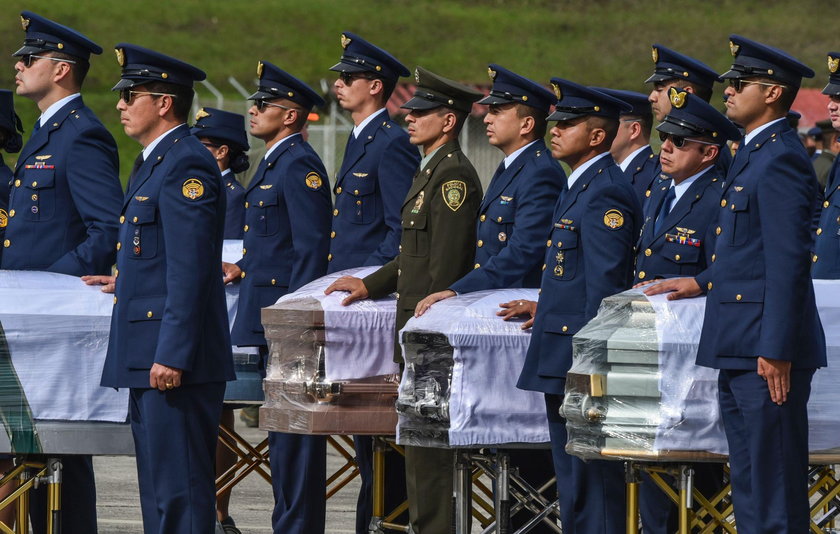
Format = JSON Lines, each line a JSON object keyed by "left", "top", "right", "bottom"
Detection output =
{"left": 0, "top": 240, "right": 246, "bottom": 424}
{"left": 399, "top": 288, "right": 550, "bottom": 447}
{"left": 274, "top": 266, "right": 399, "bottom": 381}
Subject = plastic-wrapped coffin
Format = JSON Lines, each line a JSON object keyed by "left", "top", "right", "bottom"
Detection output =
{"left": 397, "top": 289, "right": 550, "bottom": 449}
{"left": 563, "top": 281, "right": 840, "bottom": 460}
{"left": 260, "top": 267, "right": 402, "bottom": 436}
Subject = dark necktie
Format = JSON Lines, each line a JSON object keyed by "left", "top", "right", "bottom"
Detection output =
{"left": 127, "top": 152, "right": 144, "bottom": 190}
{"left": 30, "top": 119, "right": 41, "bottom": 138}
{"left": 653, "top": 186, "right": 676, "bottom": 235}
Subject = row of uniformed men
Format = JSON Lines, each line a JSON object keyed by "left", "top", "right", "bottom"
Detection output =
{"left": 0, "top": 9, "right": 834, "bottom": 534}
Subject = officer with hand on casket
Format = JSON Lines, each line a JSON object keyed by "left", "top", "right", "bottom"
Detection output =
{"left": 645, "top": 36, "right": 826, "bottom": 533}
{"left": 326, "top": 66, "right": 483, "bottom": 534}
{"left": 501, "top": 80, "right": 641, "bottom": 534}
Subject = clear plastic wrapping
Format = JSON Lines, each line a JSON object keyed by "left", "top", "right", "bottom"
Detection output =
{"left": 397, "top": 289, "right": 549, "bottom": 448}
{"left": 260, "top": 267, "right": 401, "bottom": 435}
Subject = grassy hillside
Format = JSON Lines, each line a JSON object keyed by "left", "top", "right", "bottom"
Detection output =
{"left": 0, "top": 0, "right": 833, "bottom": 175}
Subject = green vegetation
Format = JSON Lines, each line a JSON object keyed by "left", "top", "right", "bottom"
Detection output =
{"left": 0, "top": 0, "right": 832, "bottom": 175}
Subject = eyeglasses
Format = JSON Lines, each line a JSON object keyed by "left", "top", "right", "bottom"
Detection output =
{"left": 119, "top": 89, "right": 177, "bottom": 104}
{"left": 338, "top": 72, "right": 375, "bottom": 85}
{"left": 659, "top": 131, "right": 718, "bottom": 148}
{"left": 253, "top": 100, "right": 300, "bottom": 112}
{"left": 200, "top": 141, "right": 221, "bottom": 149}
{"left": 727, "top": 79, "right": 786, "bottom": 93}
{"left": 19, "top": 54, "right": 77, "bottom": 68}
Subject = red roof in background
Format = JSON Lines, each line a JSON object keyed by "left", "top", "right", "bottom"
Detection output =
{"left": 387, "top": 83, "right": 492, "bottom": 117}
{"left": 793, "top": 88, "right": 830, "bottom": 128}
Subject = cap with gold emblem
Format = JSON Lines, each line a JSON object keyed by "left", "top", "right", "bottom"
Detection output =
{"left": 477, "top": 64, "right": 554, "bottom": 113}
{"left": 547, "top": 77, "right": 631, "bottom": 121}
{"left": 822, "top": 52, "right": 840, "bottom": 96}
{"left": 329, "top": 31, "right": 409, "bottom": 82}
{"left": 190, "top": 107, "right": 249, "bottom": 152}
{"left": 656, "top": 89, "right": 740, "bottom": 145}
{"left": 720, "top": 35, "right": 814, "bottom": 88}
{"left": 249, "top": 61, "right": 324, "bottom": 109}
{"left": 14, "top": 11, "right": 102, "bottom": 60}
{"left": 402, "top": 66, "right": 483, "bottom": 114}
{"left": 590, "top": 88, "right": 651, "bottom": 118}
{"left": 0, "top": 90, "right": 23, "bottom": 154}
{"left": 111, "top": 43, "right": 205, "bottom": 91}
{"left": 645, "top": 44, "right": 720, "bottom": 91}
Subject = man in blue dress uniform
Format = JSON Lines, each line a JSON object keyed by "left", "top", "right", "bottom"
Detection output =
{"left": 327, "top": 32, "right": 420, "bottom": 533}
{"left": 5, "top": 12, "right": 122, "bottom": 534}
{"left": 646, "top": 36, "right": 826, "bottom": 533}
{"left": 812, "top": 51, "right": 840, "bottom": 279}
{"left": 0, "top": 89, "right": 23, "bottom": 266}
{"left": 221, "top": 61, "right": 332, "bottom": 534}
{"left": 632, "top": 90, "right": 739, "bottom": 533}
{"left": 645, "top": 44, "right": 730, "bottom": 198}
{"left": 599, "top": 89, "right": 658, "bottom": 204}
{"left": 413, "top": 64, "right": 563, "bottom": 533}
{"left": 508, "top": 79, "right": 640, "bottom": 534}
{"left": 98, "top": 44, "right": 235, "bottom": 534}
{"left": 192, "top": 107, "right": 250, "bottom": 240}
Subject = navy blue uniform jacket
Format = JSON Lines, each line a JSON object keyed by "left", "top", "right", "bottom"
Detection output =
{"left": 101, "top": 125, "right": 235, "bottom": 388}
{"left": 0, "top": 158, "right": 11, "bottom": 263}
{"left": 223, "top": 172, "right": 245, "bottom": 239}
{"left": 450, "top": 140, "right": 564, "bottom": 293}
{"left": 696, "top": 120, "right": 825, "bottom": 370}
{"left": 231, "top": 134, "right": 332, "bottom": 347}
{"left": 2, "top": 96, "right": 122, "bottom": 275}
{"left": 812, "top": 159, "right": 840, "bottom": 279}
{"left": 518, "top": 155, "right": 641, "bottom": 395}
{"left": 623, "top": 145, "right": 660, "bottom": 206}
{"left": 634, "top": 166, "right": 723, "bottom": 285}
{"left": 328, "top": 112, "right": 419, "bottom": 272}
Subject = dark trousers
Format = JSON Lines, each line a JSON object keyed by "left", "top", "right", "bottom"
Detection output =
{"left": 268, "top": 432, "right": 326, "bottom": 534}
{"left": 130, "top": 382, "right": 225, "bottom": 534}
{"left": 30, "top": 455, "right": 97, "bottom": 534}
{"left": 354, "top": 435, "right": 407, "bottom": 534}
{"left": 405, "top": 445, "right": 454, "bottom": 534}
{"left": 639, "top": 464, "right": 724, "bottom": 533}
{"left": 545, "top": 393, "right": 626, "bottom": 534}
{"left": 718, "top": 368, "right": 813, "bottom": 534}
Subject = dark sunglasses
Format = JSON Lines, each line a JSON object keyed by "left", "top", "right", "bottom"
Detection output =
{"left": 339, "top": 72, "right": 375, "bottom": 85}
{"left": 20, "top": 54, "right": 77, "bottom": 68}
{"left": 253, "top": 100, "right": 300, "bottom": 112}
{"left": 727, "top": 79, "right": 784, "bottom": 93}
{"left": 119, "top": 89, "right": 177, "bottom": 104}
{"left": 659, "top": 131, "right": 717, "bottom": 149}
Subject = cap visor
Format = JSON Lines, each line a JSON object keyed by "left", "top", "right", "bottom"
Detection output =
{"left": 547, "top": 110, "right": 584, "bottom": 121}
{"left": 644, "top": 72, "right": 673, "bottom": 84}
{"left": 248, "top": 90, "right": 275, "bottom": 100}
{"left": 656, "top": 121, "right": 708, "bottom": 139}
{"left": 329, "top": 60, "right": 369, "bottom": 74}
{"left": 719, "top": 69, "right": 744, "bottom": 80}
{"left": 400, "top": 97, "right": 440, "bottom": 111}
{"left": 822, "top": 82, "right": 840, "bottom": 96}
{"left": 477, "top": 94, "right": 514, "bottom": 106}
{"left": 13, "top": 44, "right": 46, "bottom": 57}
{"left": 111, "top": 78, "right": 146, "bottom": 91}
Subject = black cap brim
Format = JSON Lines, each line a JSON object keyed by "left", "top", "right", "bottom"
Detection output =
{"left": 329, "top": 60, "right": 368, "bottom": 74}
{"left": 822, "top": 83, "right": 840, "bottom": 97}
{"left": 655, "top": 121, "right": 705, "bottom": 138}
{"left": 401, "top": 96, "right": 441, "bottom": 111}
{"left": 644, "top": 72, "right": 674, "bottom": 84}
{"left": 248, "top": 89, "right": 276, "bottom": 100}
{"left": 477, "top": 94, "right": 514, "bottom": 106}
{"left": 12, "top": 44, "right": 46, "bottom": 57}
{"left": 111, "top": 78, "right": 147, "bottom": 91}
{"left": 719, "top": 69, "right": 744, "bottom": 80}
{"left": 547, "top": 110, "right": 584, "bottom": 121}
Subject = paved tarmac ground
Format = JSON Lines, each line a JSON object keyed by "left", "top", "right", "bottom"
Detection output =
{"left": 94, "top": 409, "right": 359, "bottom": 534}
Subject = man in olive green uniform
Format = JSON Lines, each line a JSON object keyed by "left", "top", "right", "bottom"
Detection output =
{"left": 326, "top": 66, "right": 482, "bottom": 533}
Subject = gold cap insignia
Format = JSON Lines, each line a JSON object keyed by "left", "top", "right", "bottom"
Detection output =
{"left": 442, "top": 180, "right": 467, "bottom": 212}
{"left": 603, "top": 209, "right": 624, "bottom": 230}
{"left": 669, "top": 87, "right": 687, "bottom": 109}
{"left": 414, "top": 68, "right": 420, "bottom": 84}
{"left": 651, "top": 46, "right": 659, "bottom": 63}
{"left": 115, "top": 48, "right": 125, "bottom": 67}
{"left": 195, "top": 108, "right": 210, "bottom": 121}
{"left": 729, "top": 41, "right": 740, "bottom": 57}
{"left": 257, "top": 61, "right": 264, "bottom": 78}
{"left": 341, "top": 34, "right": 352, "bottom": 49}
{"left": 488, "top": 67, "right": 497, "bottom": 80}
{"left": 412, "top": 190, "right": 425, "bottom": 213}
{"left": 182, "top": 178, "right": 204, "bottom": 200}
{"left": 829, "top": 56, "right": 839, "bottom": 74}
{"left": 0, "top": 209, "right": 7, "bottom": 229}
{"left": 20, "top": 16, "right": 29, "bottom": 30}
{"left": 305, "top": 172, "right": 323, "bottom": 190}
{"left": 552, "top": 82, "right": 562, "bottom": 100}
